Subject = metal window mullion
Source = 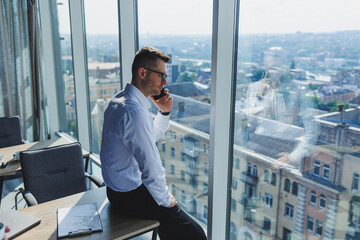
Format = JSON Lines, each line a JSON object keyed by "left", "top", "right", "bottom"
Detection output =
{"left": 38, "top": 0, "right": 60, "bottom": 137}
{"left": 118, "top": 0, "right": 137, "bottom": 88}
{"left": 209, "top": 0, "right": 238, "bottom": 239}
{"left": 68, "top": 0, "right": 91, "bottom": 151}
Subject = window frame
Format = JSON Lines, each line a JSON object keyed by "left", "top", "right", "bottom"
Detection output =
{"left": 252, "top": 165, "right": 257, "bottom": 177}
{"left": 181, "top": 190, "right": 186, "bottom": 203}
{"left": 284, "top": 203, "right": 294, "bottom": 219}
{"left": 203, "top": 205, "right": 208, "bottom": 220}
{"left": 307, "top": 216, "right": 314, "bottom": 233}
{"left": 284, "top": 178, "right": 291, "bottom": 193}
{"left": 181, "top": 170, "right": 185, "bottom": 181}
{"left": 235, "top": 158, "right": 240, "bottom": 170}
{"left": 313, "top": 160, "right": 321, "bottom": 176}
{"left": 322, "top": 164, "right": 330, "bottom": 180}
{"left": 247, "top": 162, "right": 252, "bottom": 175}
{"left": 265, "top": 193, "right": 273, "bottom": 209}
{"left": 162, "top": 142, "right": 166, "bottom": 152}
{"left": 231, "top": 198, "right": 237, "bottom": 212}
{"left": 318, "top": 195, "right": 326, "bottom": 209}
{"left": 264, "top": 170, "right": 269, "bottom": 183}
{"left": 171, "top": 147, "right": 175, "bottom": 158}
{"left": 315, "top": 220, "right": 323, "bottom": 237}
{"left": 232, "top": 177, "right": 238, "bottom": 190}
{"left": 292, "top": 182, "right": 298, "bottom": 196}
{"left": 352, "top": 173, "right": 359, "bottom": 191}
{"left": 203, "top": 183, "right": 208, "bottom": 195}
{"left": 263, "top": 216, "right": 271, "bottom": 233}
{"left": 271, "top": 173, "right": 277, "bottom": 186}
{"left": 309, "top": 191, "right": 317, "bottom": 205}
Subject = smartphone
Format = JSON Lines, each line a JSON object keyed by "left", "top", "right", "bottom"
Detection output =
{"left": 153, "top": 88, "right": 166, "bottom": 100}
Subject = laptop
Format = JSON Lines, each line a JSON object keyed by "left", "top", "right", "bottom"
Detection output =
{"left": 0, "top": 210, "right": 41, "bottom": 239}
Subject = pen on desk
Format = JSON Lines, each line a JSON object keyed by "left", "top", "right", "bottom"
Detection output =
{"left": 68, "top": 228, "right": 93, "bottom": 236}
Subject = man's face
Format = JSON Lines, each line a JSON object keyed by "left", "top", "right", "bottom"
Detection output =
{"left": 142, "top": 59, "right": 167, "bottom": 97}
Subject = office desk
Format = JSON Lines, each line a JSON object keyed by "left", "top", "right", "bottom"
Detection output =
{"left": 0, "top": 136, "right": 90, "bottom": 204}
{"left": 17, "top": 187, "right": 159, "bottom": 240}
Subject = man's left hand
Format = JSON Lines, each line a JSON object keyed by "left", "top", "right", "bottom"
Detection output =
{"left": 151, "top": 89, "right": 173, "bottom": 113}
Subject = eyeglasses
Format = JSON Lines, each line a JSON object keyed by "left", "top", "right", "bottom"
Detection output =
{"left": 143, "top": 67, "right": 167, "bottom": 81}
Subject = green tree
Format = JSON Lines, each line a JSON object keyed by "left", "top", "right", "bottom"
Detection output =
{"left": 308, "top": 83, "right": 319, "bottom": 90}
{"left": 325, "top": 100, "right": 350, "bottom": 112}
{"left": 177, "top": 72, "right": 196, "bottom": 83}
{"left": 279, "top": 73, "right": 293, "bottom": 85}
{"left": 251, "top": 70, "right": 266, "bottom": 82}
{"left": 179, "top": 61, "right": 195, "bottom": 72}
{"left": 200, "top": 62, "right": 211, "bottom": 68}
{"left": 310, "top": 94, "right": 349, "bottom": 112}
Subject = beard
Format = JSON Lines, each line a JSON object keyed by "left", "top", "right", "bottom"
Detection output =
{"left": 142, "top": 75, "right": 162, "bottom": 97}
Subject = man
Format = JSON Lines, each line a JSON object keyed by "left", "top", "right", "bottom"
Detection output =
{"left": 100, "top": 46, "right": 207, "bottom": 240}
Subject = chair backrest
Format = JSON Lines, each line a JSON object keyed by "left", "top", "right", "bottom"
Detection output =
{"left": 0, "top": 116, "right": 24, "bottom": 148}
{"left": 19, "top": 142, "right": 87, "bottom": 204}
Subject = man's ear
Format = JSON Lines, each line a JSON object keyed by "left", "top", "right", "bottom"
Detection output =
{"left": 138, "top": 67, "right": 146, "bottom": 80}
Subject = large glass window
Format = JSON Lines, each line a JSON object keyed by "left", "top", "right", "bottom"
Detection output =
{"left": 138, "top": 0, "right": 212, "bottom": 226}
{"left": 83, "top": 0, "right": 120, "bottom": 154}
{"left": 56, "top": 0, "right": 78, "bottom": 139}
{"left": 230, "top": 0, "right": 360, "bottom": 239}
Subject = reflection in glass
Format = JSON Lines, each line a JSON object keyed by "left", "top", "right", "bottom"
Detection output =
{"left": 138, "top": 0, "right": 212, "bottom": 226}
{"left": 231, "top": 0, "right": 360, "bottom": 239}
{"left": 83, "top": 0, "right": 120, "bottom": 154}
{"left": 57, "top": 0, "right": 78, "bottom": 139}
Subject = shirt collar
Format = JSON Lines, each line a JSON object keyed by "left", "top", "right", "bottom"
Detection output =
{"left": 125, "top": 83, "right": 151, "bottom": 109}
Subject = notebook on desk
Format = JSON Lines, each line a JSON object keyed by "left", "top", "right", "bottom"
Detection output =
{"left": 0, "top": 210, "right": 41, "bottom": 239}
{"left": 57, "top": 203, "right": 103, "bottom": 238}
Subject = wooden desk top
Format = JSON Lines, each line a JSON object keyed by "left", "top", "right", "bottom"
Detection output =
{"left": 18, "top": 187, "right": 159, "bottom": 240}
{"left": 0, "top": 137, "right": 89, "bottom": 176}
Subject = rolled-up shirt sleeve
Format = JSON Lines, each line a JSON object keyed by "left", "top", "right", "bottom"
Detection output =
{"left": 122, "top": 108, "right": 171, "bottom": 207}
{"left": 153, "top": 112, "right": 170, "bottom": 141}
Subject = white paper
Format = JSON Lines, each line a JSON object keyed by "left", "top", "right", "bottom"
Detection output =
{"left": 57, "top": 203, "right": 102, "bottom": 238}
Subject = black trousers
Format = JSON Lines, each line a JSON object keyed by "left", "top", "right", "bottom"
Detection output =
{"left": 107, "top": 185, "right": 207, "bottom": 240}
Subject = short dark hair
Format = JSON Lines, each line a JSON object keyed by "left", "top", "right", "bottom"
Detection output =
{"left": 132, "top": 46, "right": 170, "bottom": 79}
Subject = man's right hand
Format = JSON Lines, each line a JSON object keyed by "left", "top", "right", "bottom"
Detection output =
{"left": 167, "top": 193, "right": 178, "bottom": 208}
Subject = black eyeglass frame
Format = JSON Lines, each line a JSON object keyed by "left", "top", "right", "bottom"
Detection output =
{"left": 143, "top": 67, "right": 168, "bottom": 81}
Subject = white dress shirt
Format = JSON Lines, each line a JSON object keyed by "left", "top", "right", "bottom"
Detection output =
{"left": 100, "top": 84, "right": 171, "bottom": 207}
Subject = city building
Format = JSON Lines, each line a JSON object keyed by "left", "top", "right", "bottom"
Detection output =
{"left": 1, "top": 1, "right": 360, "bottom": 239}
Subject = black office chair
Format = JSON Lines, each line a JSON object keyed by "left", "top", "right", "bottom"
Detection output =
{"left": 0, "top": 116, "right": 25, "bottom": 148}
{"left": 0, "top": 116, "right": 26, "bottom": 206}
{"left": 18, "top": 142, "right": 104, "bottom": 206}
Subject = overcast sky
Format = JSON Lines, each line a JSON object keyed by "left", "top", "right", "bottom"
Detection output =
{"left": 58, "top": 0, "right": 360, "bottom": 35}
